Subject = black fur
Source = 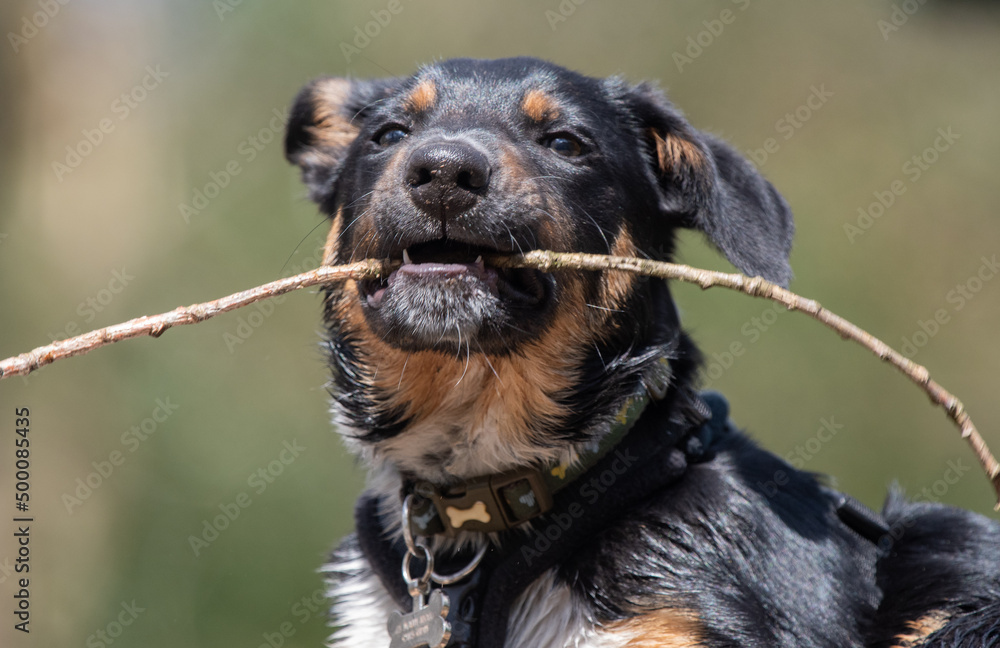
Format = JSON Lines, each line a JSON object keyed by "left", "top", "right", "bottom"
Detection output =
{"left": 562, "top": 433, "right": 881, "bottom": 646}
{"left": 285, "top": 57, "right": 1000, "bottom": 646}
{"left": 869, "top": 492, "right": 1000, "bottom": 646}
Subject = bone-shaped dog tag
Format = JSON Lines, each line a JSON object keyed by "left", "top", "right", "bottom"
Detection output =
{"left": 387, "top": 589, "right": 451, "bottom": 648}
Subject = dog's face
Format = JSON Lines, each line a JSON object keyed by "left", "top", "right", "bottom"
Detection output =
{"left": 289, "top": 58, "right": 657, "bottom": 356}
{"left": 285, "top": 58, "right": 793, "bottom": 476}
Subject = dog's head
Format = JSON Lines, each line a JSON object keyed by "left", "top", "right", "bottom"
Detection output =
{"left": 285, "top": 58, "right": 793, "bottom": 479}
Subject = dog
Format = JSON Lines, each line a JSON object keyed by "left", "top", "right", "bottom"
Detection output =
{"left": 283, "top": 57, "right": 1000, "bottom": 648}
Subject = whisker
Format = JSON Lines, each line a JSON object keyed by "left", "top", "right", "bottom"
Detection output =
{"left": 457, "top": 336, "right": 472, "bottom": 387}
{"left": 586, "top": 303, "right": 624, "bottom": 313}
{"left": 397, "top": 352, "right": 411, "bottom": 391}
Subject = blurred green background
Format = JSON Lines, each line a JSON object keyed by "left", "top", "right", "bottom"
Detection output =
{"left": 1, "top": 1, "right": 998, "bottom": 646}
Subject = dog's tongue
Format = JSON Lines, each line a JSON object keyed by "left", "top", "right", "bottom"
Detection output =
{"left": 391, "top": 261, "right": 490, "bottom": 281}
{"left": 367, "top": 286, "right": 388, "bottom": 308}
{"left": 366, "top": 259, "right": 498, "bottom": 309}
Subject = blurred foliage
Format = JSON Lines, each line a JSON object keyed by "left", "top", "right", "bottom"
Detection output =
{"left": 1, "top": 1, "right": 999, "bottom": 646}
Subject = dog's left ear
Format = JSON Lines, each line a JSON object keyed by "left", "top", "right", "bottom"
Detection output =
{"left": 285, "top": 76, "right": 401, "bottom": 205}
{"left": 621, "top": 82, "right": 794, "bottom": 287}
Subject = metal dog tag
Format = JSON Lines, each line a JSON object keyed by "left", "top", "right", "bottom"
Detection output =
{"left": 387, "top": 589, "right": 451, "bottom": 648}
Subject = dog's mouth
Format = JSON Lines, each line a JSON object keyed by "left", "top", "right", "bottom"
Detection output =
{"left": 361, "top": 239, "right": 549, "bottom": 310}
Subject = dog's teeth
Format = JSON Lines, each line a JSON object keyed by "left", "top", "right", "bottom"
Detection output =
{"left": 475, "top": 255, "right": 484, "bottom": 268}
{"left": 402, "top": 249, "right": 413, "bottom": 265}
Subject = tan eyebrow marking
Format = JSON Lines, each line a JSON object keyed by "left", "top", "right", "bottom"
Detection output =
{"left": 522, "top": 88, "right": 560, "bottom": 122}
{"left": 403, "top": 79, "right": 437, "bottom": 113}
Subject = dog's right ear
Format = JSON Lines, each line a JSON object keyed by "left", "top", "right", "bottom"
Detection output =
{"left": 619, "top": 82, "right": 795, "bottom": 287}
{"left": 285, "top": 77, "right": 400, "bottom": 205}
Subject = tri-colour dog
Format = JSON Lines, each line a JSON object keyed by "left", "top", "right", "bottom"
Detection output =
{"left": 284, "top": 57, "right": 1000, "bottom": 648}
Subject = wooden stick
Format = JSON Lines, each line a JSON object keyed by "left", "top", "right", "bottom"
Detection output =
{"left": 0, "top": 260, "right": 387, "bottom": 380}
{"left": 1, "top": 251, "right": 997, "bottom": 508}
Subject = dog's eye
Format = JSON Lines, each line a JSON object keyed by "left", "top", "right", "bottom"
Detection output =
{"left": 542, "top": 134, "right": 584, "bottom": 157}
{"left": 375, "top": 127, "right": 408, "bottom": 147}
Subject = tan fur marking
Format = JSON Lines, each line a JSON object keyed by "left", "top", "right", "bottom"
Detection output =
{"left": 890, "top": 612, "right": 950, "bottom": 648}
{"left": 609, "top": 609, "right": 704, "bottom": 647}
{"left": 404, "top": 80, "right": 437, "bottom": 113}
{"left": 322, "top": 208, "right": 344, "bottom": 266}
{"left": 497, "top": 145, "right": 572, "bottom": 256}
{"left": 598, "top": 228, "right": 638, "bottom": 316}
{"left": 522, "top": 88, "right": 560, "bottom": 122}
{"left": 311, "top": 78, "right": 360, "bottom": 149}
{"left": 337, "top": 144, "right": 409, "bottom": 262}
{"left": 651, "top": 130, "right": 705, "bottom": 175}
{"left": 499, "top": 146, "right": 531, "bottom": 184}
{"left": 334, "top": 283, "right": 367, "bottom": 337}
{"left": 333, "top": 147, "right": 403, "bottom": 267}
{"left": 475, "top": 288, "right": 590, "bottom": 434}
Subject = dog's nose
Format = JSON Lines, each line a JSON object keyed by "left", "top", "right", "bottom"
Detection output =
{"left": 405, "top": 141, "right": 490, "bottom": 219}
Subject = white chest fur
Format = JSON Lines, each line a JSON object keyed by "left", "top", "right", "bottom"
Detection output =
{"left": 323, "top": 548, "right": 629, "bottom": 648}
